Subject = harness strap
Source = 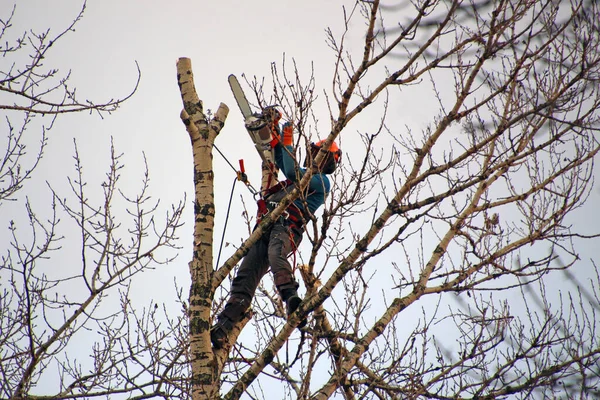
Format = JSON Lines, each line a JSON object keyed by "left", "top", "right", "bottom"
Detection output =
{"left": 256, "top": 199, "right": 304, "bottom": 227}
{"left": 285, "top": 203, "right": 304, "bottom": 228}
{"left": 262, "top": 179, "right": 292, "bottom": 198}
{"left": 256, "top": 179, "right": 304, "bottom": 227}
{"left": 290, "top": 230, "right": 298, "bottom": 275}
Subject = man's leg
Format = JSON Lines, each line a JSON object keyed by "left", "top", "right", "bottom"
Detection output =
{"left": 268, "top": 224, "right": 306, "bottom": 327}
{"left": 211, "top": 238, "right": 269, "bottom": 349}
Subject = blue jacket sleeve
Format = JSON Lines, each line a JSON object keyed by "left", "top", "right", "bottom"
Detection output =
{"left": 274, "top": 133, "right": 330, "bottom": 215}
{"left": 274, "top": 142, "right": 301, "bottom": 182}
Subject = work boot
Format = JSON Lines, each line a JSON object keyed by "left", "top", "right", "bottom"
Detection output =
{"left": 210, "top": 296, "right": 248, "bottom": 349}
{"left": 282, "top": 290, "right": 307, "bottom": 329}
{"left": 210, "top": 317, "right": 234, "bottom": 350}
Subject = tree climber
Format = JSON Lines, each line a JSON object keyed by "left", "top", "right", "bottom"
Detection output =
{"left": 210, "top": 112, "right": 342, "bottom": 349}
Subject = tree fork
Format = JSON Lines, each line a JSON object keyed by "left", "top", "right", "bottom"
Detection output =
{"left": 176, "top": 57, "right": 229, "bottom": 399}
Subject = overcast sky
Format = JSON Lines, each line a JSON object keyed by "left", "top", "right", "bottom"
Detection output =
{"left": 5, "top": 0, "right": 359, "bottom": 304}
{"left": 4, "top": 0, "right": 600, "bottom": 396}
{"left": 5, "top": 0, "right": 450, "bottom": 306}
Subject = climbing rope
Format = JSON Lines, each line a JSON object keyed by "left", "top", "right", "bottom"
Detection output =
{"left": 214, "top": 144, "right": 259, "bottom": 196}
{"left": 215, "top": 176, "right": 237, "bottom": 269}
{"left": 214, "top": 144, "right": 257, "bottom": 268}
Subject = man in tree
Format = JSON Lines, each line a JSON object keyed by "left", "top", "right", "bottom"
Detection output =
{"left": 210, "top": 112, "right": 342, "bottom": 349}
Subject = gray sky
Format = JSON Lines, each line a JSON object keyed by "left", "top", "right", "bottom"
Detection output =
{"left": 4, "top": 0, "right": 600, "bottom": 396}
{"left": 7, "top": 0, "right": 448, "bottom": 307}
{"left": 5, "top": 0, "right": 355, "bottom": 304}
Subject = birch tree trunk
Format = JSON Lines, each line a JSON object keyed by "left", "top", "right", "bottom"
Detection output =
{"left": 176, "top": 57, "right": 228, "bottom": 399}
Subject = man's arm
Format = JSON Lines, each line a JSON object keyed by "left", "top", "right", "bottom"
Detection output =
{"left": 274, "top": 122, "right": 303, "bottom": 182}
{"left": 273, "top": 123, "right": 331, "bottom": 210}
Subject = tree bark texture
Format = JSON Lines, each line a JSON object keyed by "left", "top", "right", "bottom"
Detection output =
{"left": 176, "top": 57, "right": 229, "bottom": 399}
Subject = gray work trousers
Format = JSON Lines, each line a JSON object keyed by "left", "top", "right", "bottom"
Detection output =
{"left": 220, "top": 221, "right": 302, "bottom": 322}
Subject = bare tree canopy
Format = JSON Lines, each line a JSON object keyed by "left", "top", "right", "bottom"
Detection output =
{"left": 201, "top": 0, "right": 600, "bottom": 398}
{"left": 0, "top": 1, "right": 139, "bottom": 203}
{"left": 1, "top": 2, "right": 184, "bottom": 399}
{"left": 0, "top": 2, "right": 139, "bottom": 116}
{"left": 3, "top": 0, "right": 600, "bottom": 399}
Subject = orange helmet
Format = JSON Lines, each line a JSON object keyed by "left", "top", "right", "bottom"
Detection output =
{"left": 314, "top": 139, "right": 342, "bottom": 162}
{"left": 309, "top": 139, "right": 342, "bottom": 174}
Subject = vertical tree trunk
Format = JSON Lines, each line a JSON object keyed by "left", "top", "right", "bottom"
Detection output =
{"left": 176, "top": 57, "right": 228, "bottom": 399}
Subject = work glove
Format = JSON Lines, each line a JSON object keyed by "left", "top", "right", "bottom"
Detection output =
{"left": 282, "top": 122, "right": 294, "bottom": 146}
{"left": 269, "top": 132, "right": 280, "bottom": 148}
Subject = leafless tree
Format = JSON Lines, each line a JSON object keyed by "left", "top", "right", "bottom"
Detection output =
{"left": 182, "top": 0, "right": 600, "bottom": 399}
{"left": 4, "top": 0, "right": 600, "bottom": 399}
{"left": 1, "top": 3, "right": 184, "bottom": 399}
{"left": 0, "top": 1, "right": 139, "bottom": 203}
{"left": 1, "top": 140, "right": 187, "bottom": 398}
